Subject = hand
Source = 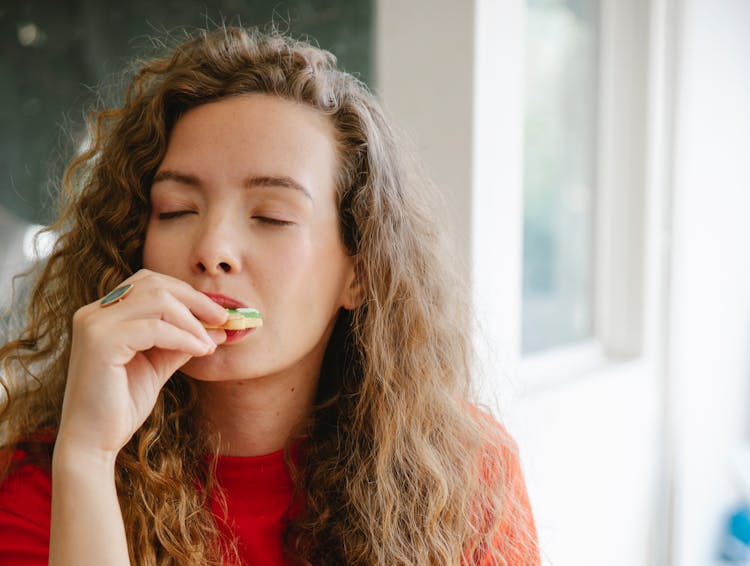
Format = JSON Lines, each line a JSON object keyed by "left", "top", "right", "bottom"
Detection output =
{"left": 56, "top": 269, "right": 228, "bottom": 457}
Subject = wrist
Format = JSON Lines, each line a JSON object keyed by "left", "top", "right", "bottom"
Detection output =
{"left": 53, "top": 437, "right": 119, "bottom": 473}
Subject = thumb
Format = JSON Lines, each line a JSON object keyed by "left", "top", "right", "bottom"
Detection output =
{"left": 205, "top": 329, "right": 227, "bottom": 345}
{"left": 143, "top": 349, "right": 194, "bottom": 384}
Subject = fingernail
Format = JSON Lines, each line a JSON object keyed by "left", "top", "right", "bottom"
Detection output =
{"left": 206, "top": 329, "right": 226, "bottom": 344}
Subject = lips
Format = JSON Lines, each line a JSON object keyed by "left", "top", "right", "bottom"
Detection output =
{"left": 201, "top": 292, "right": 249, "bottom": 309}
{"left": 224, "top": 328, "right": 254, "bottom": 343}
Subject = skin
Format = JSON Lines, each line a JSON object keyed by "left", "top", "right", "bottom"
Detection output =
{"left": 50, "top": 94, "right": 358, "bottom": 564}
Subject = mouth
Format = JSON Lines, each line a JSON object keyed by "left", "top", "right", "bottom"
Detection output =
{"left": 223, "top": 328, "right": 255, "bottom": 343}
{"left": 201, "top": 292, "right": 248, "bottom": 309}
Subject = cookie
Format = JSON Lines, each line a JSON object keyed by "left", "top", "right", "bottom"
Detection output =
{"left": 203, "top": 307, "right": 263, "bottom": 330}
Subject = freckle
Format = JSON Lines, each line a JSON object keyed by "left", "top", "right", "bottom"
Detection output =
{"left": 276, "top": 411, "right": 280, "bottom": 417}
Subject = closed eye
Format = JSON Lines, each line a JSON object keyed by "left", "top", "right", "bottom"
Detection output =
{"left": 254, "top": 216, "right": 294, "bottom": 227}
{"left": 158, "top": 211, "right": 194, "bottom": 220}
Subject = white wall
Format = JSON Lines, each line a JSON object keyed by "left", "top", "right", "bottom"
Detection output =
{"left": 669, "top": 0, "right": 750, "bottom": 564}
{"left": 375, "top": 0, "right": 474, "bottom": 264}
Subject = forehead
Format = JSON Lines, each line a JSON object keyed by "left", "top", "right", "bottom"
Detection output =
{"left": 158, "top": 94, "right": 339, "bottom": 197}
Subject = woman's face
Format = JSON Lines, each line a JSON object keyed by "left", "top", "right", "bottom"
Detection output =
{"left": 143, "top": 94, "right": 356, "bottom": 384}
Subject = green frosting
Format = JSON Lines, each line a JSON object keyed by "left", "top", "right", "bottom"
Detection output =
{"left": 226, "top": 307, "right": 261, "bottom": 318}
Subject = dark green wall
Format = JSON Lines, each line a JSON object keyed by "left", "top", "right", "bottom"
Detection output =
{"left": 0, "top": 0, "right": 373, "bottom": 224}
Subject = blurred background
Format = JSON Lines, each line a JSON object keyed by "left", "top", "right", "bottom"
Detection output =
{"left": 1, "top": 0, "right": 749, "bottom": 564}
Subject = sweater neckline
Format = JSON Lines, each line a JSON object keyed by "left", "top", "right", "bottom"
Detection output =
{"left": 213, "top": 442, "right": 302, "bottom": 487}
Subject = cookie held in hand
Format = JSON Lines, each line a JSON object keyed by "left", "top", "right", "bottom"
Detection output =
{"left": 203, "top": 307, "right": 263, "bottom": 330}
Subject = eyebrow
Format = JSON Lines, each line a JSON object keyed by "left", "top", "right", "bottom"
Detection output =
{"left": 152, "top": 170, "right": 313, "bottom": 201}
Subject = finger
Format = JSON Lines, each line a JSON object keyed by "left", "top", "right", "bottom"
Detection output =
{"left": 104, "top": 319, "right": 214, "bottom": 364}
{"left": 155, "top": 293, "right": 218, "bottom": 346}
{"left": 205, "top": 328, "right": 227, "bottom": 345}
{"left": 118, "top": 290, "right": 217, "bottom": 346}
{"left": 139, "top": 273, "right": 229, "bottom": 327}
{"left": 92, "top": 274, "right": 228, "bottom": 332}
{"left": 89, "top": 270, "right": 229, "bottom": 326}
{"left": 86, "top": 287, "right": 215, "bottom": 349}
{"left": 77, "top": 270, "right": 157, "bottom": 316}
{"left": 140, "top": 348, "right": 193, "bottom": 384}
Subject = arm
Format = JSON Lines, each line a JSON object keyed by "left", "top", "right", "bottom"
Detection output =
{"left": 491, "top": 447, "right": 540, "bottom": 566}
{"left": 485, "top": 436, "right": 540, "bottom": 566}
{"left": 49, "top": 446, "right": 127, "bottom": 566}
{"left": 48, "top": 269, "right": 228, "bottom": 564}
{"left": 469, "top": 407, "right": 541, "bottom": 566}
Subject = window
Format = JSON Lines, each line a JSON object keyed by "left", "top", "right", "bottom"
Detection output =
{"left": 522, "top": 0, "right": 601, "bottom": 355}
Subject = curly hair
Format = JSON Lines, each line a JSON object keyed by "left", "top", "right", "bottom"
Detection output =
{"left": 0, "top": 26, "right": 536, "bottom": 565}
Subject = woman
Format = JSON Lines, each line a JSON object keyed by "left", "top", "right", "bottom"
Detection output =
{"left": 0, "top": 27, "right": 539, "bottom": 565}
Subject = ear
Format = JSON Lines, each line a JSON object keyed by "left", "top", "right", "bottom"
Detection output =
{"left": 341, "top": 255, "right": 364, "bottom": 310}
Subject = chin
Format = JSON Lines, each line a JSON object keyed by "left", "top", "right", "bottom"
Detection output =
{"left": 178, "top": 355, "right": 260, "bottom": 382}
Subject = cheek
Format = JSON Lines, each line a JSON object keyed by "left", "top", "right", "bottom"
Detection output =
{"left": 141, "top": 226, "right": 156, "bottom": 268}
{"left": 259, "top": 237, "right": 314, "bottom": 285}
{"left": 142, "top": 224, "right": 173, "bottom": 270}
{"left": 259, "top": 230, "right": 346, "bottom": 300}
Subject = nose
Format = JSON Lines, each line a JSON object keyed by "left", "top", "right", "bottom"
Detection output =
{"left": 191, "top": 218, "right": 243, "bottom": 276}
{"left": 197, "top": 259, "right": 233, "bottom": 274}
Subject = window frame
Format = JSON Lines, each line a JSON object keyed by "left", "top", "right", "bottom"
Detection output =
{"left": 472, "top": 0, "right": 653, "bottom": 395}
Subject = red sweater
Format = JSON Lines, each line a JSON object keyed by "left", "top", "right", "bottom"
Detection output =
{"left": 0, "top": 437, "right": 539, "bottom": 565}
{"left": 0, "top": 446, "right": 298, "bottom": 566}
